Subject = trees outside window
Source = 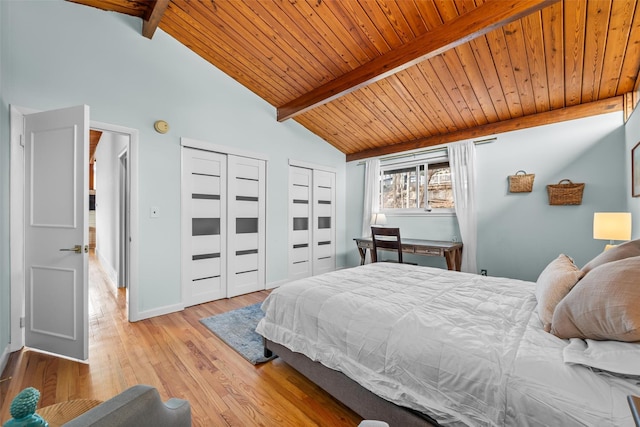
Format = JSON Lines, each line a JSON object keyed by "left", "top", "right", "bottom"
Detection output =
{"left": 380, "top": 161, "right": 453, "bottom": 212}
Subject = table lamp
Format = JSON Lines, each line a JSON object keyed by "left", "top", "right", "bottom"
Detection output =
{"left": 593, "top": 212, "right": 632, "bottom": 251}
{"left": 370, "top": 213, "right": 387, "bottom": 226}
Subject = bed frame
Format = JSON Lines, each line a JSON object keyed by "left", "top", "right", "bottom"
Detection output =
{"left": 629, "top": 395, "right": 640, "bottom": 427}
{"left": 264, "top": 339, "right": 438, "bottom": 427}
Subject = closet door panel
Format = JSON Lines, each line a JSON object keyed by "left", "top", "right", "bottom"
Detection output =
{"left": 315, "top": 241, "right": 333, "bottom": 257}
{"left": 288, "top": 167, "right": 312, "bottom": 280}
{"left": 235, "top": 201, "right": 259, "bottom": 217}
{"left": 192, "top": 156, "right": 221, "bottom": 176}
{"left": 182, "top": 148, "right": 227, "bottom": 306}
{"left": 236, "top": 180, "right": 260, "bottom": 197}
{"left": 234, "top": 253, "right": 259, "bottom": 272}
{"left": 192, "top": 173, "right": 220, "bottom": 193}
{"left": 235, "top": 232, "right": 259, "bottom": 249}
{"left": 313, "top": 169, "right": 336, "bottom": 276}
{"left": 191, "top": 235, "right": 220, "bottom": 254}
{"left": 192, "top": 199, "right": 220, "bottom": 218}
{"left": 227, "top": 155, "right": 265, "bottom": 298}
{"left": 235, "top": 162, "right": 260, "bottom": 179}
{"left": 191, "top": 257, "right": 221, "bottom": 280}
{"left": 233, "top": 271, "right": 259, "bottom": 289}
{"left": 291, "top": 247, "right": 309, "bottom": 264}
{"left": 191, "top": 277, "right": 222, "bottom": 298}
{"left": 292, "top": 230, "right": 309, "bottom": 245}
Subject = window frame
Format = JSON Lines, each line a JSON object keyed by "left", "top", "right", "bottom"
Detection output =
{"left": 378, "top": 153, "right": 455, "bottom": 217}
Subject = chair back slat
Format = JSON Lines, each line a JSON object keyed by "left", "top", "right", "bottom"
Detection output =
{"left": 371, "top": 227, "right": 403, "bottom": 263}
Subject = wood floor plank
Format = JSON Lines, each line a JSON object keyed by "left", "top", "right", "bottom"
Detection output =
{"left": 0, "top": 252, "right": 362, "bottom": 426}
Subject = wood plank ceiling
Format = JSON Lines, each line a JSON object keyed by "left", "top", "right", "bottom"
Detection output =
{"left": 68, "top": 0, "right": 640, "bottom": 161}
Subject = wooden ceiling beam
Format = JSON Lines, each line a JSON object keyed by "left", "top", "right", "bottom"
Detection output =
{"left": 346, "top": 97, "right": 623, "bottom": 162}
{"left": 277, "top": 0, "right": 559, "bottom": 122}
{"left": 142, "top": 0, "right": 170, "bottom": 39}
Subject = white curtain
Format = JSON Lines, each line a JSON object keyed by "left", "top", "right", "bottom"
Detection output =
{"left": 362, "top": 158, "right": 380, "bottom": 237}
{"left": 448, "top": 141, "right": 478, "bottom": 274}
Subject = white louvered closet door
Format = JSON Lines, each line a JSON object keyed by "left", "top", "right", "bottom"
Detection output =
{"left": 227, "top": 155, "right": 266, "bottom": 298}
{"left": 182, "top": 148, "right": 227, "bottom": 307}
{"left": 288, "top": 166, "right": 313, "bottom": 280}
{"left": 312, "top": 169, "right": 336, "bottom": 275}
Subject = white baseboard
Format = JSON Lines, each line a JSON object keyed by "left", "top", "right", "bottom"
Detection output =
{"left": 131, "top": 303, "right": 185, "bottom": 322}
{"left": 134, "top": 273, "right": 344, "bottom": 321}
{"left": 96, "top": 249, "right": 118, "bottom": 287}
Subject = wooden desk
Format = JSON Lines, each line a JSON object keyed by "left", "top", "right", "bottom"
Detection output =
{"left": 355, "top": 237, "right": 463, "bottom": 271}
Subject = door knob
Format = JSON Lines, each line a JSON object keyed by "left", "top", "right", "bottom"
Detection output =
{"left": 60, "top": 245, "right": 82, "bottom": 254}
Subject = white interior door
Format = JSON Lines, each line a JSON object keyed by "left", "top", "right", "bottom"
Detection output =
{"left": 24, "top": 105, "right": 89, "bottom": 361}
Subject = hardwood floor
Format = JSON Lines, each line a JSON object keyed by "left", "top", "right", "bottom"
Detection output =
{"left": 0, "top": 252, "right": 362, "bottom": 426}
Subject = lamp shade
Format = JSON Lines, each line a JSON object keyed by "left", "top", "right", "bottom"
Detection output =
{"left": 593, "top": 212, "right": 632, "bottom": 241}
{"left": 370, "top": 213, "right": 387, "bottom": 225}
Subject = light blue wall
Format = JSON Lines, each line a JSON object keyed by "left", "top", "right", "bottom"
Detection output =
{"left": 346, "top": 112, "right": 627, "bottom": 281}
{"left": 625, "top": 105, "right": 640, "bottom": 234}
{"left": 0, "top": 0, "right": 346, "bottom": 317}
{"left": 476, "top": 112, "right": 625, "bottom": 281}
{"left": 0, "top": 0, "right": 10, "bottom": 359}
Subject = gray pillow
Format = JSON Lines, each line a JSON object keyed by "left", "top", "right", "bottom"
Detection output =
{"left": 535, "top": 254, "right": 584, "bottom": 332}
{"left": 552, "top": 256, "right": 640, "bottom": 342}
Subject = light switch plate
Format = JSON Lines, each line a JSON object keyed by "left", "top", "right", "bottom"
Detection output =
{"left": 150, "top": 206, "right": 160, "bottom": 218}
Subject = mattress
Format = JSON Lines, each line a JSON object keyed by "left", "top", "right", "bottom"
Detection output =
{"left": 256, "top": 263, "right": 640, "bottom": 426}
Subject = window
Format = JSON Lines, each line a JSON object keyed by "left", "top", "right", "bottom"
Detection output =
{"left": 380, "top": 157, "right": 454, "bottom": 213}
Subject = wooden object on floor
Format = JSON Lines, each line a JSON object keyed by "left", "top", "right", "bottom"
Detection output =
{"left": 355, "top": 237, "right": 463, "bottom": 271}
{"left": 37, "top": 399, "right": 102, "bottom": 427}
{"left": 0, "top": 250, "right": 361, "bottom": 427}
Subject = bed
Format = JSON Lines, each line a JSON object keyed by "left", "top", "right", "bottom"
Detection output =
{"left": 256, "top": 261, "right": 640, "bottom": 426}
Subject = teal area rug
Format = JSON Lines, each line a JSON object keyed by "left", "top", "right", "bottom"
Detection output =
{"left": 200, "top": 303, "right": 275, "bottom": 365}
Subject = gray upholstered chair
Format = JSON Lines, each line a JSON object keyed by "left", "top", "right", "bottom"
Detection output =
{"left": 63, "top": 385, "right": 191, "bottom": 427}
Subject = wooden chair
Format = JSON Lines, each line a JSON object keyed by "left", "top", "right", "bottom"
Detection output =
{"left": 371, "top": 227, "right": 404, "bottom": 263}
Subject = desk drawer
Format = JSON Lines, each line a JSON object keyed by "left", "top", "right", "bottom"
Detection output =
{"left": 415, "top": 247, "right": 443, "bottom": 256}
{"left": 400, "top": 244, "right": 415, "bottom": 253}
{"left": 357, "top": 240, "right": 374, "bottom": 250}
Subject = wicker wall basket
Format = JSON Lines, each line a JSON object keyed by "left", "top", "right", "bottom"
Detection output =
{"left": 508, "top": 170, "right": 535, "bottom": 193}
{"left": 547, "top": 179, "right": 585, "bottom": 205}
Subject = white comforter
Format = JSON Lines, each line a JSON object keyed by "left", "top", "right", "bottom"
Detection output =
{"left": 256, "top": 263, "right": 640, "bottom": 426}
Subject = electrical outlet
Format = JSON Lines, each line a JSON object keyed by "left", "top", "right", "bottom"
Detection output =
{"left": 480, "top": 269, "right": 487, "bottom": 276}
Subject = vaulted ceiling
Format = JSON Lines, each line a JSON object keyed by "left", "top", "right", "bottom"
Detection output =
{"left": 69, "top": 0, "right": 640, "bottom": 161}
